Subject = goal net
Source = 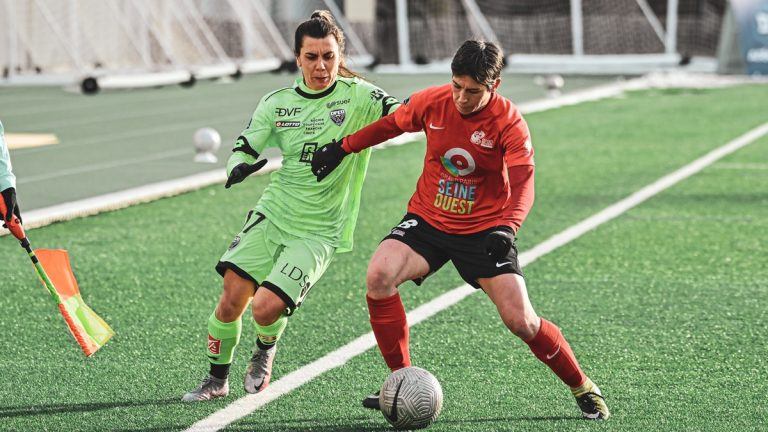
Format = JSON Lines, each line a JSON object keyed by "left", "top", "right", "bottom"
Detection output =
{"left": 0, "top": 0, "right": 287, "bottom": 90}
{"left": 371, "top": 0, "right": 725, "bottom": 74}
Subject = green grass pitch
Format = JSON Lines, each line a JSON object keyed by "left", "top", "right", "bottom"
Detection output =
{"left": 1, "top": 84, "right": 767, "bottom": 431}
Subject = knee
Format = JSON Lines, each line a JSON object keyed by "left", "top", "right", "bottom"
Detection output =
{"left": 251, "top": 298, "right": 284, "bottom": 326}
{"left": 502, "top": 314, "right": 539, "bottom": 340}
{"left": 216, "top": 292, "right": 246, "bottom": 322}
{"left": 366, "top": 265, "right": 396, "bottom": 297}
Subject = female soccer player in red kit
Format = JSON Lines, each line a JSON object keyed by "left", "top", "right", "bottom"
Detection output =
{"left": 311, "top": 40, "right": 610, "bottom": 420}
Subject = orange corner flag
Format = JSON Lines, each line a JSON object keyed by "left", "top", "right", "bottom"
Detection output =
{"left": 34, "top": 249, "right": 114, "bottom": 356}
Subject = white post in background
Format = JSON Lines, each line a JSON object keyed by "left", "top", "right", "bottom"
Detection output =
{"left": 460, "top": 0, "right": 500, "bottom": 44}
{"left": 570, "top": 0, "right": 584, "bottom": 56}
{"left": 395, "top": 0, "right": 412, "bottom": 67}
{"left": 5, "top": 0, "right": 18, "bottom": 80}
{"left": 665, "top": 0, "right": 679, "bottom": 55}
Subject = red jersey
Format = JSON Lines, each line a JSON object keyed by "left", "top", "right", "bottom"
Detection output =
{"left": 346, "top": 84, "right": 534, "bottom": 234}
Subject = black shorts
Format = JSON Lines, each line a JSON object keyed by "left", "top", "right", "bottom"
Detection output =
{"left": 383, "top": 213, "right": 523, "bottom": 289}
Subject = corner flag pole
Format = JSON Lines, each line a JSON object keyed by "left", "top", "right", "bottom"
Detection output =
{"left": 1, "top": 200, "right": 114, "bottom": 357}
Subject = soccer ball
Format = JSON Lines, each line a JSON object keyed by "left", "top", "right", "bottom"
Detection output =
{"left": 380, "top": 367, "right": 443, "bottom": 430}
{"left": 193, "top": 127, "right": 221, "bottom": 163}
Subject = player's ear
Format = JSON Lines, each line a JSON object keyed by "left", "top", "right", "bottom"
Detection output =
{"left": 491, "top": 78, "right": 501, "bottom": 92}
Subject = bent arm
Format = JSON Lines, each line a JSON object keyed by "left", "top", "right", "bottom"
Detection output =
{"left": 504, "top": 164, "right": 535, "bottom": 233}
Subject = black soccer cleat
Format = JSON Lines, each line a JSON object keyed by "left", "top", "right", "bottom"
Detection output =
{"left": 362, "top": 391, "right": 380, "bottom": 410}
{"left": 573, "top": 380, "right": 610, "bottom": 420}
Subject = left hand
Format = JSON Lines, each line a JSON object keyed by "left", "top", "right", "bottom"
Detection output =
{"left": 0, "top": 187, "right": 21, "bottom": 227}
{"left": 484, "top": 230, "right": 515, "bottom": 261}
{"left": 311, "top": 139, "right": 349, "bottom": 181}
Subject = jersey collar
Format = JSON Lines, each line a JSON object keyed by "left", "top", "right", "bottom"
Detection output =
{"left": 294, "top": 77, "right": 337, "bottom": 99}
{"left": 459, "top": 91, "right": 498, "bottom": 119}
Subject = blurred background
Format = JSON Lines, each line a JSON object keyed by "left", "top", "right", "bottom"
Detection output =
{"left": 0, "top": 0, "right": 746, "bottom": 90}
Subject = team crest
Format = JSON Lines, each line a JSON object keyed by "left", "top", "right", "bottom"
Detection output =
{"left": 330, "top": 109, "right": 346, "bottom": 126}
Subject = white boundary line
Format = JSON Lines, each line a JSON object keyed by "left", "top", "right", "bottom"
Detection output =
{"left": 185, "top": 121, "right": 768, "bottom": 432}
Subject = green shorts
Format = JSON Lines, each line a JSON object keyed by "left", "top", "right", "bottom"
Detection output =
{"left": 216, "top": 211, "right": 335, "bottom": 315}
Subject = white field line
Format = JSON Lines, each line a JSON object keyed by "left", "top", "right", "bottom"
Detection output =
{"left": 184, "top": 121, "right": 768, "bottom": 432}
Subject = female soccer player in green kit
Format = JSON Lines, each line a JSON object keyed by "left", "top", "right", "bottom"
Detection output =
{"left": 182, "top": 11, "right": 399, "bottom": 401}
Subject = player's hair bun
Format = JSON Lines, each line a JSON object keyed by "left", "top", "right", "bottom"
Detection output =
{"left": 310, "top": 10, "right": 334, "bottom": 24}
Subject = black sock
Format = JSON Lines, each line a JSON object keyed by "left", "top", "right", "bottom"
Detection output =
{"left": 209, "top": 363, "right": 230, "bottom": 380}
{"left": 256, "top": 339, "right": 276, "bottom": 351}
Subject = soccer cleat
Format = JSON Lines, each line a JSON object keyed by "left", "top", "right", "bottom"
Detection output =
{"left": 181, "top": 375, "right": 229, "bottom": 402}
{"left": 243, "top": 345, "right": 277, "bottom": 394}
{"left": 573, "top": 381, "right": 610, "bottom": 420}
{"left": 362, "top": 390, "right": 381, "bottom": 410}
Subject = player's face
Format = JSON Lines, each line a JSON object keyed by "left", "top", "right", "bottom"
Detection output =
{"left": 297, "top": 35, "right": 341, "bottom": 91}
{"left": 451, "top": 75, "right": 500, "bottom": 115}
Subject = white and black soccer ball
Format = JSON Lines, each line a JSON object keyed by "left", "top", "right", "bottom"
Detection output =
{"left": 380, "top": 366, "right": 443, "bottom": 430}
{"left": 193, "top": 127, "right": 221, "bottom": 163}
{"left": 193, "top": 127, "right": 221, "bottom": 152}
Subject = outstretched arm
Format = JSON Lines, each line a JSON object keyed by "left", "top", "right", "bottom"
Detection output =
{"left": 311, "top": 114, "right": 406, "bottom": 181}
{"left": 342, "top": 114, "right": 405, "bottom": 153}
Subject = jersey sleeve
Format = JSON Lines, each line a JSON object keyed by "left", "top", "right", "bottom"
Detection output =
{"left": 0, "top": 121, "right": 15, "bottom": 191}
{"left": 360, "top": 82, "right": 400, "bottom": 122}
{"left": 226, "top": 96, "right": 275, "bottom": 175}
{"left": 392, "top": 90, "right": 428, "bottom": 133}
{"left": 502, "top": 111, "right": 534, "bottom": 167}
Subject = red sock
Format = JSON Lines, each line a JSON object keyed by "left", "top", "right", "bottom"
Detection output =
{"left": 526, "top": 318, "right": 586, "bottom": 387}
{"left": 367, "top": 292, "right": 411, "bottom": 371}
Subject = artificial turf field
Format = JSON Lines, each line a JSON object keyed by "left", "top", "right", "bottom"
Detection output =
{"left": 1, "top": 83, "right": 767, "bottom": 431}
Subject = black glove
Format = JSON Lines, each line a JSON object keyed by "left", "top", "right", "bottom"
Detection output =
{"left": 1, "top": 187, "right": 21, "bottom": 227}
{"left": 484, "top": 230, "right": 515, "bottom": 261}
{"left": 311, "top": 139, "right": 349, "bottom": 182}
{"left": 225, "top": 160, "right": 268, "bottom": 189}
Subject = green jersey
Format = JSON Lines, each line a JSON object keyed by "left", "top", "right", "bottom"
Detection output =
{"left": 228, "top": 76, "right": 399, "bottom": 253}
{"left": 0, "top": 121, "right": 16, "bottom": 191}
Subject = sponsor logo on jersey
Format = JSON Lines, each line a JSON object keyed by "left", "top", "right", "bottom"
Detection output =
{"left": 436, "top": 150, "right": 477, "bottom": 214}
{"left": 300, "top": 142, "right": 318, "bottom": 163}
{"left": 434, "top": 178, "right": 477, "bottom": 215}
{"left": 207, "top": 335, "right": 221, "bottom": 355}
{"left": 326, "top": 98, "right": 350, "bottom": 109}
{"left": 330, "top": 109, "right": 346, "bottom": 126}
{"left": 440, "top": 148, "right": 476, "bottom": 176}
{"left": 279, "top": 262, "right": 313, "bottom": 307}
{"left": 229, "top": 235, "right": 241, "bottom": 249}
{"left": 275, "top": 107, "right": 302, "bottom": 117}
{"left": 276, "top": 121, "right": 301, "bottom": 128}
{"left": 471, "top": 130, "right": 494, "bottom": 148}
{"left": 304, "top": 118, "right": 325, "bottom": 135}
{"left": 369, "top": 88, "right": 385, "bottom": 101}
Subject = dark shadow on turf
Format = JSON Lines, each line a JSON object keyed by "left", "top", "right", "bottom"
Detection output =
{"left": 0, "top": 397, "right": 182, "bottom": 418}
{"left": 229, "top": 417, "right": 390, "bottom": 432}
{"left": 228, "top": 415, "right": 577, "bottom": 431}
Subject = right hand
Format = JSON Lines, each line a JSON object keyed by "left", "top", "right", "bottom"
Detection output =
{"left": 311, "top": 139, "right": 349, "bottom": 182}
{"left": 484, "top": 230, "right": 515, "bottom": 261}
{"left": 1, "top": 187, "right": 21, "bottom": 227}
{"left": 225, "top": 160, "right": 268, "bottom": 189}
